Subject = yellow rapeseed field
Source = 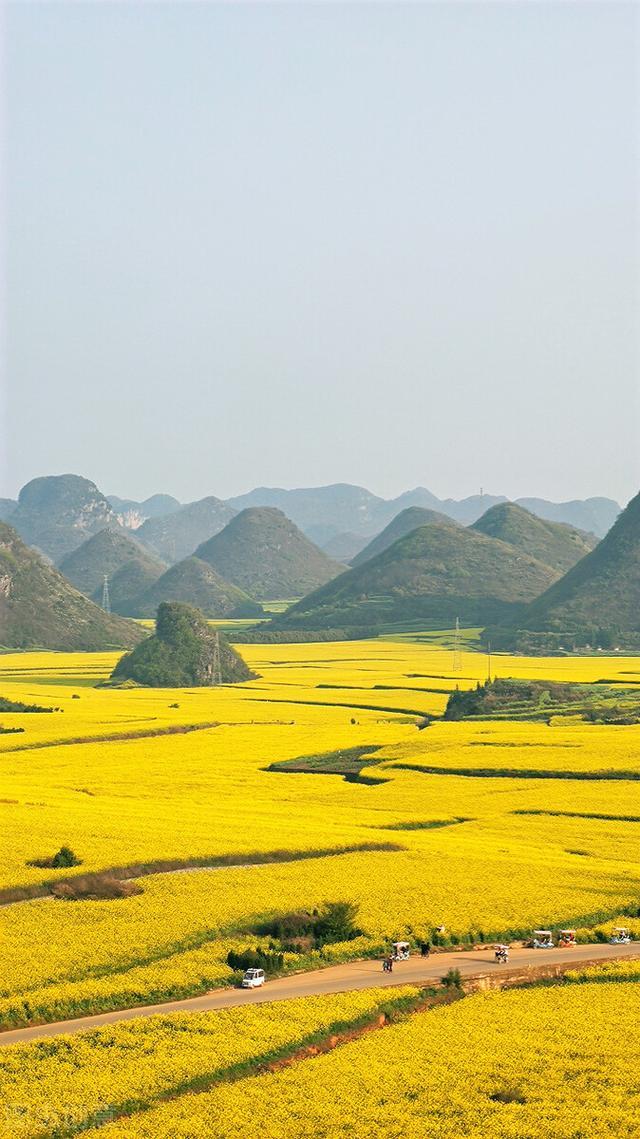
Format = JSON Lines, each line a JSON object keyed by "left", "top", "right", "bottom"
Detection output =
{"left": 1, "top": 641, "right": 639, "bottom": 1026}
{"left": 0, "top": 987, "right": 419, "bottom": 1139}
{"left": 85, "top": 981, "right": 640, "bottom": 1139}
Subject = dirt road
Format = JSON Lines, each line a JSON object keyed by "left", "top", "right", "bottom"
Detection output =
{"left": 1, "top": 940, "right": 637, "bottom": 1048}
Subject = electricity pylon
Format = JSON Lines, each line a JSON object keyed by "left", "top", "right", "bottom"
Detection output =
{"left": 101, "top": 575, "right": 111, "bottom": 614}
{"left": 452, "top": 617, "right": 462, "bottom": 671}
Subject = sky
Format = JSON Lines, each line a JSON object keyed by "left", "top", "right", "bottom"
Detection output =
{"left": 3, "top": 1, "right": 639, "bottom": 507}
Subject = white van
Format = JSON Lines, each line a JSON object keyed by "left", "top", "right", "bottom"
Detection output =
{"left": 241, "top": 967, "right": 266, "bottom": 988}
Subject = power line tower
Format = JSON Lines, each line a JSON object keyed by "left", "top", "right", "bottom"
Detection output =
{"left": 101, "top": 575, "right": 111, "bottom": 614}
{"left": 452, "top": 617, "right": 462, "bottom": 671}
{"left": 212, "top": 631, "right": 222, "bottom": 686}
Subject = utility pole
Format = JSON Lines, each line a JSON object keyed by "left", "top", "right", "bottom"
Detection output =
{"left": 486, "top": 640, "right": 492, "bottom": 684}
{"left": 101, "top": 575, "right": 111, "bottom": 614}
{"left": 452, "top": 617, "right": 462, "bottom": 671}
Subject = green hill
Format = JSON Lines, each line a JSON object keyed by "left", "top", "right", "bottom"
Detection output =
{"left": 195, "top": 508, "right": 345, "bottom": 601}
{"left": 492, "top": 491, "right": 640, "bottom": 649}
{"left": 471, "top": 502, "right": 597, "bottom": 574}
{"left": 128, "top": 556, "right": 263, "bottom": 618}
{"left": 0, "top": 523, "right": 145, "bottom": 651}
{"left": 112, "top": 602, "right": 254, "bottom": 686}
{"left": 351, "top": 507, "right": 456, "bottom": 567}
{"left": 136, "top": 497, "right": 236, "bottom": 564}
{"left": 59, "top": 529, "right": 166, "bottom": 614}
{"left": 10, "top": 475, "right": 118, "bottom": 564}
{"left": 274, "top": 521, "right": 558, "bottom": 630}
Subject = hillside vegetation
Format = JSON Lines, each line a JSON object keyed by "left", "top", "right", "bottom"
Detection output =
{"left": 274, "top": 521, "right": 557, "bottom": 630}
{"left": 129, "top": 557, "right": 263, "bottom": 619}
{"left": 470, "top": 502, "right": 597, "bottom": 574}
{"left": 0, "top": 523, "right": 144, "bottom": 650}
{"left": 488, "top": 491, "right": 640, "bottom": 651}
{"left": 195, "top": 508, "right": 345, "bottom": 601}
{"left": 9, "top": 475, "right": 118, "bottom": 564}
{"left": 112, "top": 601, "right": 254, "bottom": 686}
{"left": 351, "top": 507, "right": 456, "bottom": 567}
{"left": 137, "top": 497, "right": 236, "bottom": 564}
{"left": 59, "top": 529, "right": 166, "bottom": 613}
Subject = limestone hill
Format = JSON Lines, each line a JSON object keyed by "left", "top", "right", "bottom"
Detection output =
{"left": 59, "top": 529, "right": 166, "bottom": 614}
{"left": 136, "top": 497, "right": 236, "bottom": 564}
{"left": 471, "top": 503, "right": 597, "bottom": 575}
{"left": 111, "top": 602, "right": 254, "bottom": 686}
{"left": 10, "top": 475, "right": 118, "bottom": 564}
{"left": 351, "top": 507, "right": 456, "bottom": 567}
{"left": 129, "top": 557, "right": 263, "bottom": 619}
{"left": 0, "top": 523, "right": 145, "bottom": 651}
{"left": 495, "top": 491, "right": 640, "bottom": 648}
{"left": 195, "top": 508, "right": 345, "bottom": 601}
{"left": 274, "top": 521, "right": 557, "bottom": 630}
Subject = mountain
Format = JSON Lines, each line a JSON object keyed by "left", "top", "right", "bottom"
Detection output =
{"left": 10, "top": 475, "right": 118, "bottom": 564}
{"left": 195, "top": 508, "right": 345, "bottom": 601}
{"left": 274, "top": 521, "right": 558, "bottom": 630}
{"left": 504, "top": 491, "right": 640, "bottom": 643}
{"left": 136, "top": 497, "right": 236, "bottom": 563}
{"left": 321, "top": 532, "right": 371, "bottom": 562}
{"left": 111, "top": 602, "right": 254, "bottom": 686}
{"left": 225, "top": 483, "right": 618, "bottom": 540}
{"left": 108, "top": 494, "right": 182, "bottom": 529}
{"left": 227, "top": 484, "right": 384, "bottom": 541}
{"left": 0, "top": 523, "right": 145, "bottom": 651}
{"left": 59, "top": 529, "right": 166, "bottom": 613}
{"left": 351, "top": 507, "right": 456, "bottom": 568}
{"left": 514, "top": 497, "right": 619, "bottom": 539}
{"left": 0, "top": 499, "right": 17, "bottom": 522}
{"left": 470, "top": 503, "right": 598, "bottom": 575}
{"left": 128, "top": 556, "right": 263, "bottom": 618}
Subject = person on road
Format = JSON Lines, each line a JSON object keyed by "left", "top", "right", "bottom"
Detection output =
{"left": 421, "top": 941, "right": 431, "bottom": 958}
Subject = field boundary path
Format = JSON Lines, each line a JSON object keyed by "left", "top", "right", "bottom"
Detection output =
{"left": 1, "top": 941, "right": 639, "bottom": 1047}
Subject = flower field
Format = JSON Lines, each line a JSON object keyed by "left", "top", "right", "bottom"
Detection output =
{"left": 1, "top": 638, "right": 639, "bottom": 1133}
{"left": 1, "top": 641, "right": 640, "bottom": 1026}
{"left": 0, "top": 987, "right": 420, "bottom": 1138}
{"left": 85, "top": 980, "right": 640, "bottom": 1139}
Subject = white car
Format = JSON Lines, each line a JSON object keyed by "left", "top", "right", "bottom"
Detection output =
{"left": 241, "top": 967, "right": 266, "bottom": 988}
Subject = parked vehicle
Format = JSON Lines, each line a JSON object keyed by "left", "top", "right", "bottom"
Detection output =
{"left": 558, "top": 929, "right": 576, "bottom": 947}
{"left": 532, "top": 930, "right": 554, "bottom": 949}
{"left": 494, "top": 944, "right": 509, "bottom": 963}
{"left": 391, "top": 941, "right": 411, "bottom": 961}
{"left": 610, "top": 927, "right": 631, "bottom": 945}
{"left": 241, "top": 968, "right": 266, "bottom": 988}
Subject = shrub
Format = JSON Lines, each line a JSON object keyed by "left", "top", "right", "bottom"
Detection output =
{"left": 441, "top": 968, "right": 463, "bottom": 990}
{"left": 50, "top": 875, "right": 143, "bottom": 901}
{"left": 52, "top": 846, "right": 81, "bottom": 868}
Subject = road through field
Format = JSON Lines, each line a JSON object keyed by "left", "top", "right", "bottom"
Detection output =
{"left": 1, "top": 940, "right": 639, "bottom": 1047}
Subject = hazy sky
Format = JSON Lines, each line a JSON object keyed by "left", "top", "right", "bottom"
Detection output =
{"left": 4, "top": 1, "right": 639, "bottom": 506}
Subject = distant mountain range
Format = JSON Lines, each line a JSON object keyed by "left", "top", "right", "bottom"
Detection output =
{"left": 2, "top": 477, "right": 618, "bottom": 568}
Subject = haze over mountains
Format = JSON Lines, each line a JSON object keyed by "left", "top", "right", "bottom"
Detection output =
{"left": 2, "top": 475, "right": 619, "bottom": 572}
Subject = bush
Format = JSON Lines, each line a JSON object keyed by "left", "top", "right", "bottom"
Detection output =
{"left": 441, "top": 967, "right": 463, "bottom": 990}
{"left": 227, "top": 948, "right": 284, "bottom": 974}
{"left": 255, "top": 900, "right": 362, "bottom": 949}
{"left": 50, "top": 875, "right": 143, "bottom": 900}
{"left": 52, "top": 846, "right": 81, "bottom": 869}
